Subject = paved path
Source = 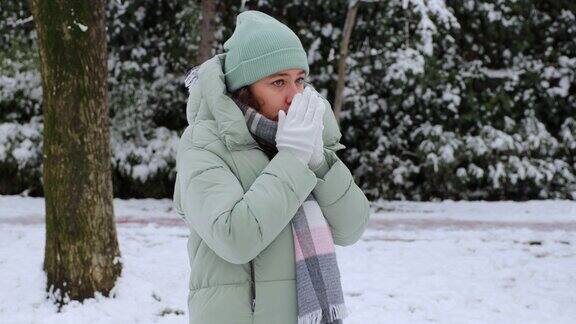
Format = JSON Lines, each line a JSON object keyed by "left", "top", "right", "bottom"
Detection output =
{"left": 2, "top": 214, "right": 575, "bottom": 232}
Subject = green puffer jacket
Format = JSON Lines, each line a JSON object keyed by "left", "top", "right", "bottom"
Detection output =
{"left": 172, "top": 54, "right": 370, "bottom": 324}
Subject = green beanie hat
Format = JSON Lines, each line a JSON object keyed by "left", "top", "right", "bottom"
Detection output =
{"left": 223, "top": 10, "right": 309, "bottom": 92}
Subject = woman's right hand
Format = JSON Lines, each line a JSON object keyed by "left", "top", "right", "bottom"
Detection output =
{"left": 275, "top": 87, "right": 325, "bottom": 165}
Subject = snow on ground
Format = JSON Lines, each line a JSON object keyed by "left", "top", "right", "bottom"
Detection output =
{"left": 0, "top": 195, "right": 575, "bottom": 324}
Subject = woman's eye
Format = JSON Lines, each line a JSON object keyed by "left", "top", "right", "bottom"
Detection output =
{"left": 272, "top": 78, "right": 305, "bottom": 88}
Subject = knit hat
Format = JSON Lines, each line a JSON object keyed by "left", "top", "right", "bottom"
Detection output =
{"left": 223, "top": 10, "right": 309, "bottom": 92}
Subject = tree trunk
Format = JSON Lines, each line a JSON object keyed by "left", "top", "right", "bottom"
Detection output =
{"left": 30, "top": 0, "right": 122, "bottom": 304}
{"left": 197, "top": 0, "right": 217, "bottom": 65}
{"left": 333, "top": 0, "right": 360, "bottom": 125}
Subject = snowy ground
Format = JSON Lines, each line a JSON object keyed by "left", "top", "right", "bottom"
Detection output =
{"left": 1, "top": 196, "right": 575, "bottom": 324}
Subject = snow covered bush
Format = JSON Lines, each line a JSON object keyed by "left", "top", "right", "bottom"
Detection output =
{"left": 106, "top": 0, "right": 198, "bottom": 197}
{"left": 338, "top": 0, "right": 576, "bottom": 200}
{"left": 0, "top": 0, "right": 197, "bottom": 197}
{"left": 1, "top": 0, "right": 574, "bottom": 200}
{"left": 0, "top": 117, "right": 43, "bottom": 195}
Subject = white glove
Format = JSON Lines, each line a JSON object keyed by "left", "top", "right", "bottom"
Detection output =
{"left": 307, "top": 92, "right": 326, "bottom": 170}
{"left": 275, "top": 87, "right": 324, "bottom": 165}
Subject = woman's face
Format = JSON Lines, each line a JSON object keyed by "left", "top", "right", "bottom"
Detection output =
{"left": 248, "top": 68, "right": 306, "bottom": 121}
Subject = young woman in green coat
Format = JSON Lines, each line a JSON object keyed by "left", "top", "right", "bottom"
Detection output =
{"left": 173, "top": 10, "right": 370, "bottom": 324}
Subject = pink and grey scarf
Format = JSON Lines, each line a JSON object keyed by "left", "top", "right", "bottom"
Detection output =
{"left": 234, "top": 97, "right": 348, "bottom": 324}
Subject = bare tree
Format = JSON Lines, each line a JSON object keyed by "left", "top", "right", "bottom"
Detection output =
{"left": 30, "top": 0, "right": 122, "bottom": 304}
{"left": 197, "top": 0, "right": 218, "bottom": 64}
{"left": 333, "top": 0, "right": 360, "bottom": 125}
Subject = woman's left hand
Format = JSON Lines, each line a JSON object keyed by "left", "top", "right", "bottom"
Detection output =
{"left": 307, "top": 91, "right": 325, "bottom": 170}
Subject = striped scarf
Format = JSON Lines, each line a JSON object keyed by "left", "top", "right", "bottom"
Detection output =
{"left": 235, "top": 99, "right": 348, "bottom": 324}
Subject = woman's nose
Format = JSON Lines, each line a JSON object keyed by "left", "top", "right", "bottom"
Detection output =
{"left": 286, "top": 83, "right": 304, "bottom": 106}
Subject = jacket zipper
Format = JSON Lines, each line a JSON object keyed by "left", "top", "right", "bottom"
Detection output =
{"left": 250, "top": 260, "right": 256, "bottom": 312}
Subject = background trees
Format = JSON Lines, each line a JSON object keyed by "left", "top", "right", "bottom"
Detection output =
{"left": 2, "top": 0, "right": 575, "bottom": 201}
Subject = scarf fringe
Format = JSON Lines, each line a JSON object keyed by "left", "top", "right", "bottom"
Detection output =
{"left": 298, "top": 304, "right": 349, "bottom": 324}
{"left": 298, "top": 310, "right": 322, "bottom": 324}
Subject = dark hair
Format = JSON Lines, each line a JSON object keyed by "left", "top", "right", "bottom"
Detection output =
{"left": 232, "top": 86, "right": 263, "bottom": 111}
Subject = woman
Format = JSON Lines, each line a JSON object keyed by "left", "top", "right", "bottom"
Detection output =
{"left": 173, "top": 10, "right": 370, "bottom": 324}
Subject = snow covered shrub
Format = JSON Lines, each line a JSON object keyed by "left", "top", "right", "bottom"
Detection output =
{"left": 338, "top": 0, "right": 576, "bottom": 200}
{"left": 0, "top": 117, "right": 43, "bottom": 195}
{"left": 0, "top": 1, "right": 43, "bottom": 195}
{"left": 0, "top": 1, "right": 41, "bottom": 124}
{"left": 1, "top": 0, "right": 574, "bottom": 200}
{"left": 0, "top": 0, "right": 198, "bottom": 197}
{"left": 106, "top": 0, "right": 198, "bottom": 197}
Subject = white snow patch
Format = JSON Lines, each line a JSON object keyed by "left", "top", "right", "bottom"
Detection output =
{"left": 74, "top": 21, "right": 88, "bottom": 32}
{"left": 1, "top": 196, "right": 575, "bottom": 323}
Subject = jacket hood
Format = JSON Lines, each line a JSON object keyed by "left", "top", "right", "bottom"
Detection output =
{"left": 185, "top": 53, "right": 345, "bottom": 152}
